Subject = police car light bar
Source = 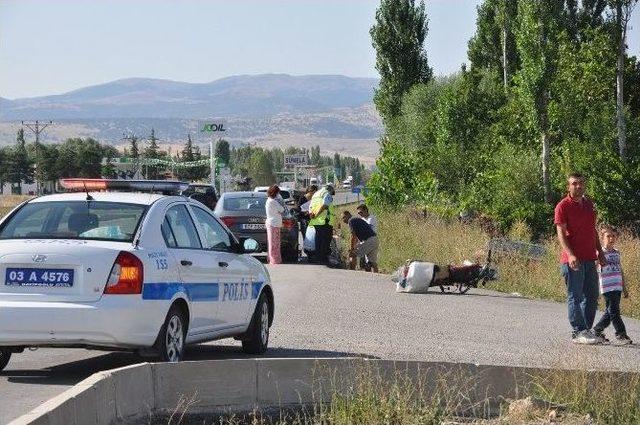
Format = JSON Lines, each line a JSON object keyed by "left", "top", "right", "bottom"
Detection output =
{"left": 59, "top": 179, "right": 190, "bottom": 195}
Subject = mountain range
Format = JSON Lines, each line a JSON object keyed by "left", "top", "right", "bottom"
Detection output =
{"left": 0, "top": 74, "right": 382, "bottom": 162}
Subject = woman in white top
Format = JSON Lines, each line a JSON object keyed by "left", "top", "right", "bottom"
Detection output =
{"left": 265, "top": 185, "right": 285, "bottom": 264}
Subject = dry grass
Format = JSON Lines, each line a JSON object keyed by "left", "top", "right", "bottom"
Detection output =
{"left": 0, "top": 195, "right": 31, "bottom": 207}
{"left": 0, "top": 195, "right": 31, "bottom": 218}
{"left": 158, "top": 364, "right": 493, "bottom": 424}
{"left": 155, "top": 363, "right": 640, "bottom": 424}
{"left": 531, "top": 368, "right": 640, "bottom": 424}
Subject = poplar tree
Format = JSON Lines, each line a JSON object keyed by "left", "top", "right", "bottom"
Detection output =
{"left": 370, "top": 0, "right": 432, "bottom": 124}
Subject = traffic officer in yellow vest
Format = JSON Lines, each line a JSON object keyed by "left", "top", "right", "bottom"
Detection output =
{"left": 309, "top": 184, "right": 336, "bottom": 264}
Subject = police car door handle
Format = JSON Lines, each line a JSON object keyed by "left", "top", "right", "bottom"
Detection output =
{"left": 218, "top": 261, "right": 229, "bottom": 268}
{"left": 180, "top": 260, "right": 192, "bottom": 266}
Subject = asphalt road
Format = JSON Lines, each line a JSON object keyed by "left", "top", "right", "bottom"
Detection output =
{"left": 2, "top": 264, "right": 640, "bottom": 423}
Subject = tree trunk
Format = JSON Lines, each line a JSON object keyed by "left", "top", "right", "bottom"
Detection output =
{"left": 502, "top": 25, "right": 508, "bottom": 91}
{"left": 617, "top": 51, "right": 626, "bottom": 160}
{"left": 541, "top": 131, "right": 552, "bottom": 204}
{"left": 616, "top": 1, "right": 627, "bottom": 161}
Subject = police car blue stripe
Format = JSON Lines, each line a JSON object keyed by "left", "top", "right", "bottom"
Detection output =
{"left": 142, "top": 282, "right": 185, "bottom": 300}
{"left": 143, "top": 282, "right": 219, "bottom": 301}
{"left": 143, "top": 282, "right": 264, "bottom": 301}
{"left": 252, "top": 281, "right": 264, "bottom": 299}
{"left": 187, "top": 283, "right": 220, "bottom": 301}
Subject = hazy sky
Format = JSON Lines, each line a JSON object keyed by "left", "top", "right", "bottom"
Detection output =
{"left": 0, "top": 0, "right": 638, "bottom": 99}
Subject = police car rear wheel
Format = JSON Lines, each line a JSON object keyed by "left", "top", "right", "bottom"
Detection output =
{"left": 242, "top": 294, "right": 269, "bottom": 354}
{"left": 158, "top": 307, "right": 186, "bottom": 363}
{"left": 0, "top": 349, "right": 11, "bottom": 371}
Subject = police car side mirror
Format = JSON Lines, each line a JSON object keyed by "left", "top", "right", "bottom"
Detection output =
{"left": 243, "top": 238, "right": 260, "bottom": 253}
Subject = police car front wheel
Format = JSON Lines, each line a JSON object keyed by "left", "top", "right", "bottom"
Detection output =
{"left": 242, "top": 294, "right": 270, "bottom": 355}
{"left": 0, "top": 349, "right": 11, "bottom": 372}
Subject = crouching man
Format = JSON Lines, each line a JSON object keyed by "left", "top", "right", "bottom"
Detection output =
{"left": 342, "top": 211, "right": 379, "bottom": 273}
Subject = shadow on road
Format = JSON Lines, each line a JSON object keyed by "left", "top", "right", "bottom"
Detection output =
{"left": 0, "top": 345, "right": 372, "bottom": 386}
{"left": 413, "top": 290, "right": 526, "bottom": 300}
{"left": 1, "top": 352, "right": 140, "bottom": 386}
{"left": 186, "top": 344, "right": 375, "bottom": 361}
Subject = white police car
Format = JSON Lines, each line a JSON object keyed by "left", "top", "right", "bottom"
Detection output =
{"left": 0, "top": 179, "right": 274, "bottom": 371}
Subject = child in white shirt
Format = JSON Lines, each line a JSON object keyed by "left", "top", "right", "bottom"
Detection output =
{"left": 593, "top": 225, "right": 632, "bottom": 344}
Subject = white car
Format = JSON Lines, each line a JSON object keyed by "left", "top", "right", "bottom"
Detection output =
{"left": 0, "top": 180, "right": 274, "bottom": 371}
{"left": 254, "top": 186, "right": 296, "bottom": 206}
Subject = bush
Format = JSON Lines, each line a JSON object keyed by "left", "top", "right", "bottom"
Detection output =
{"left": 470, "top": 144, "right": 552, "bottom": 235}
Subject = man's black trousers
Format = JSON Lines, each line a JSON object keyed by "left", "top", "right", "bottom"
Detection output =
{"left": 313, "top": 224, "right": 333, "bottom": 264}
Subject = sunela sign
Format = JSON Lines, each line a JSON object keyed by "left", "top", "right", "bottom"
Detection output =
{"left": 284, "top": 155, "right": 308, "bottom": 166}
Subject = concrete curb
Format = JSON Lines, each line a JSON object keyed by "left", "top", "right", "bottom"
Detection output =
{"left": 9, "top": 357, "right": 640, "bottom": 424}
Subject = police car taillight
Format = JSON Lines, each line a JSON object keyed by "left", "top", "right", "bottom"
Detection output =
{"left": 104, "top": 252, "right": 144, "bottom": 295}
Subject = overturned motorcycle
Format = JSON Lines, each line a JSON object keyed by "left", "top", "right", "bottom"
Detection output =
{"left": 392, "top": 250, "right": 497, "bottom": 295}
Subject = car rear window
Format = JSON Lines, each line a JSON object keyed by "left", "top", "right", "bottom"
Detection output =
{"left": 223, "top": 197, "right": 267, "bottom": 212}
{"left": 185, "top": 185, "right": 216, "bottom": 197}
{"left": 0, "top": 201, "right": 147, "bottom": 242}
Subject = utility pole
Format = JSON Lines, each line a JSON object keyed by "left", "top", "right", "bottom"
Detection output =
{"left": 21, "top": 120, "right": 53, "bottom": 145}
{"left": 210, "top": 138, "right": 217, "bottom": 189}
{"left": 21, "top": 120, "right": 53, "bottom": 194}
{"left": 201, "top": 120, "right": 226, "bottom": 191}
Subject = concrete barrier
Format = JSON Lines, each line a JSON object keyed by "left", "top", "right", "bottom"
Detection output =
{"left": 10, "top": 357, "right": 640, "bottom": 424}
{"left": 153, "top": 359, "right": 258, "bottom": 414}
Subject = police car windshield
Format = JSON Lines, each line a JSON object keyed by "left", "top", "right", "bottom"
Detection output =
{"left": 0, "top": 201, "right": 147, "bottom": 242}
{"left": 223, "top": 197, "right": 267, "bottom": 212}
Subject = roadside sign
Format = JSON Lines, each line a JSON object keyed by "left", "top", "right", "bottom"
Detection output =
{"left": 284, "top": 154, "right": 308, "bottom": 167}
{"left": 201, "top": 123, "right": 226, "bottom": 132}
{"left": 351, "top": 186, "right": 362, "bottom": 194}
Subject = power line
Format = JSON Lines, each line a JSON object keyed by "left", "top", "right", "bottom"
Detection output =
{"left": 21, "top": 120, "right": 53, "bottom": 144}
{"left": 21, "top": 121, "right": 53, "bottom": 195}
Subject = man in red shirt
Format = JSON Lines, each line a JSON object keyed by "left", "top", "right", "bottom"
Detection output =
{"left": 554, "top": 173, "right": 606, "bottom": 344}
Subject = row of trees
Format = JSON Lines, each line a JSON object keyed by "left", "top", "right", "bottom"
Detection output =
{"left": 368, "top": 0, "right": 639, "bottom": 235}
{"left": 0, "top": 129, "right": 118, "bottom": 193}
{"left": 0, "top": 127, "right": 365, "bottom": 193}
{"left": 121, "top": 130, "right": 211, "bottom": 181}
{"left": 112, "top": 131, "right": 366, "bottom": 187}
